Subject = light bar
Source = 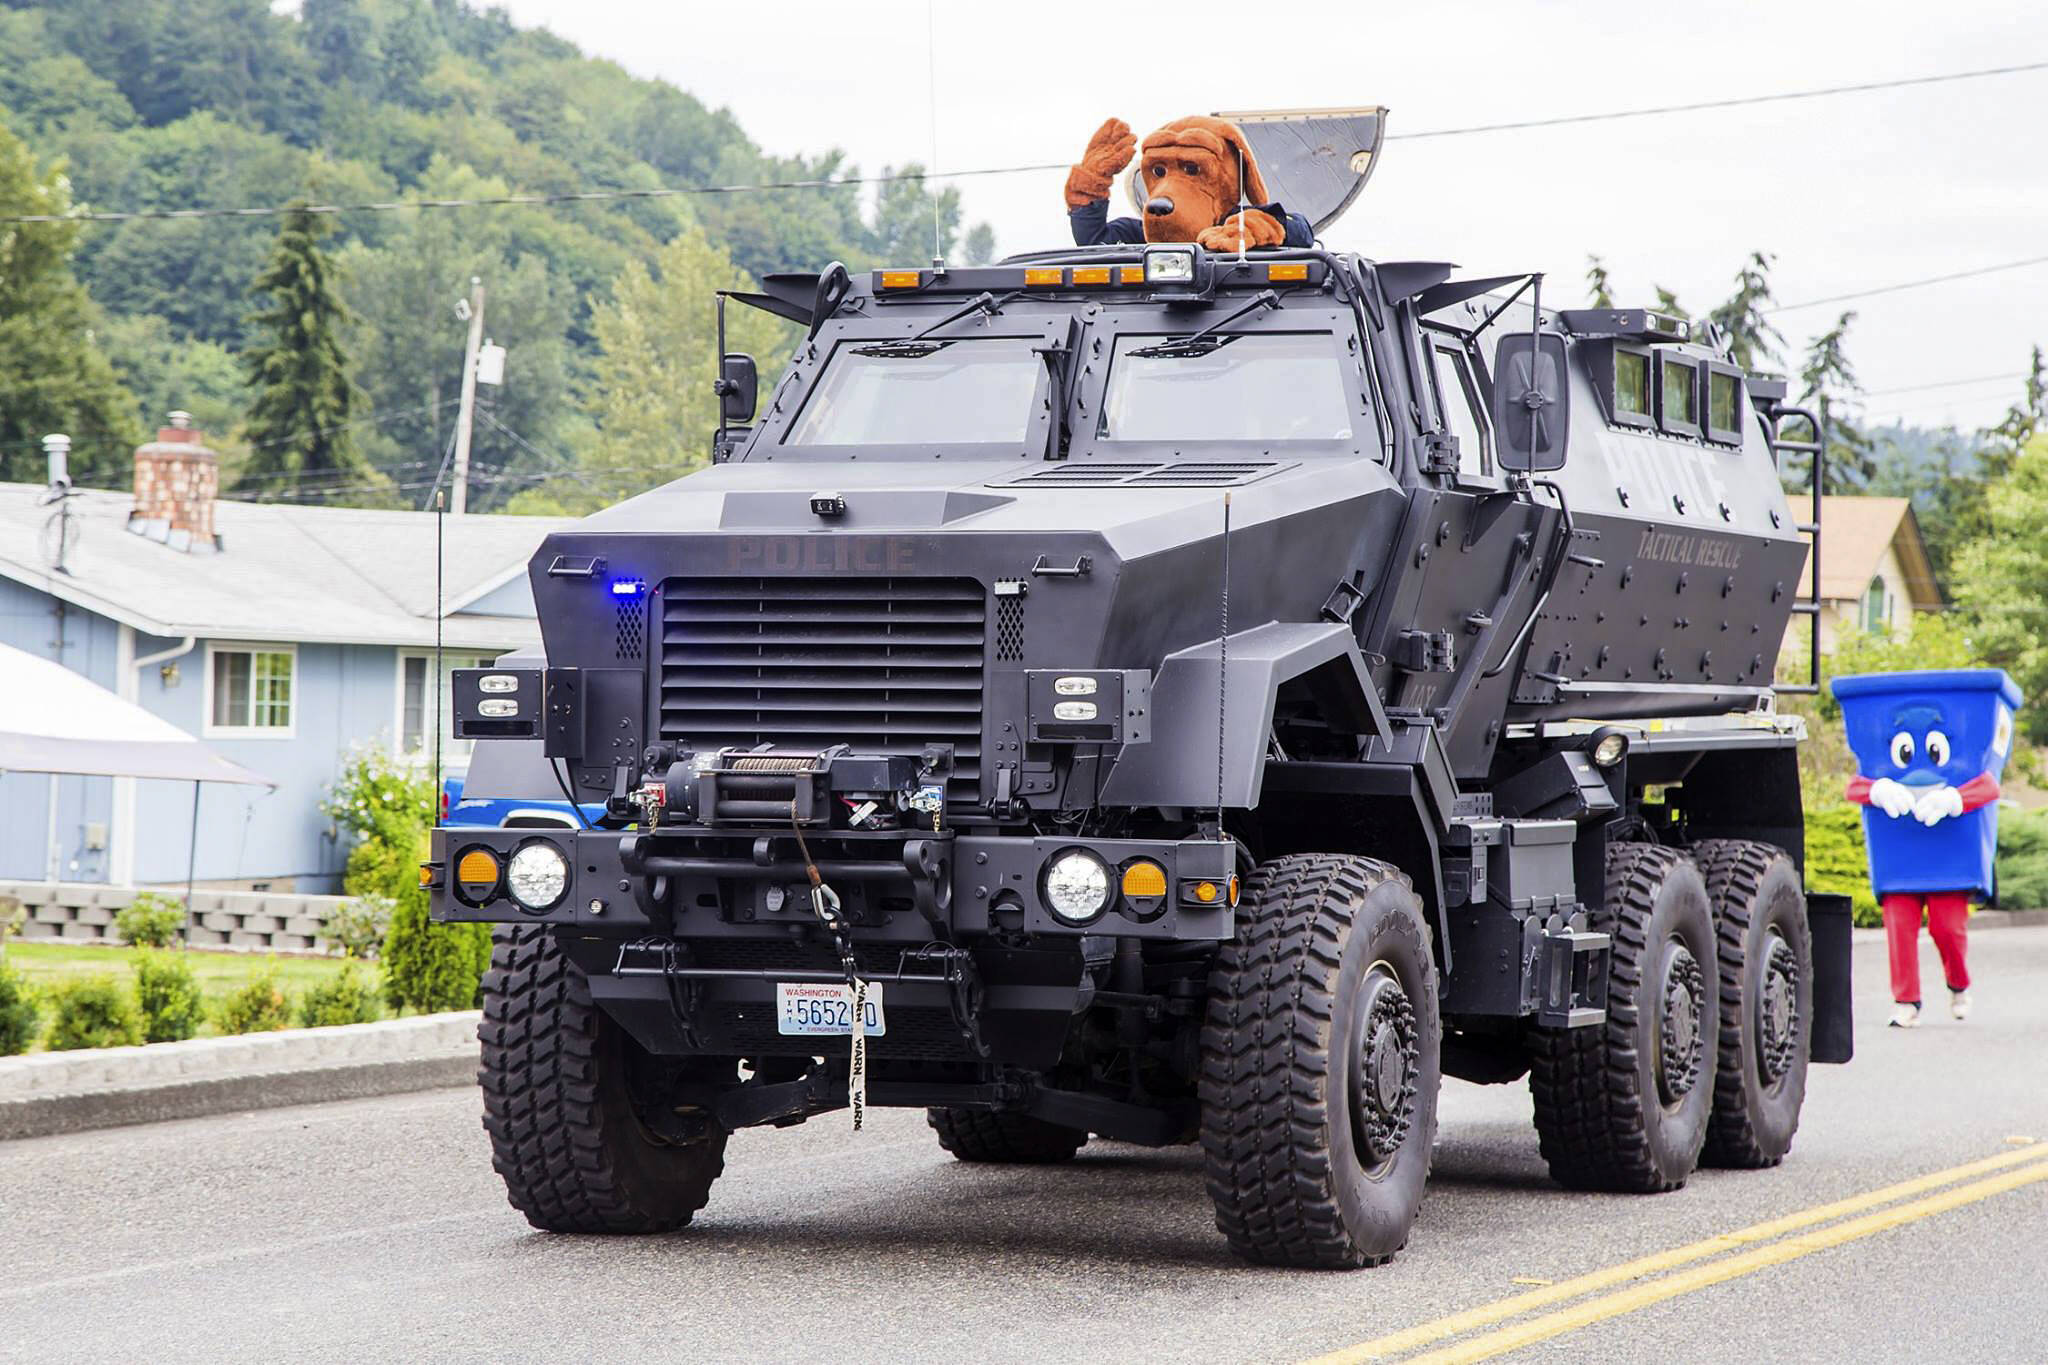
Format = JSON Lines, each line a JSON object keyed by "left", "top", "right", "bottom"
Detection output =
{"left": 1071, "top": 265, "right": 1112, "bottom": 286}
{"left": 1024, "top": 267, "right": 1064, "bottom": 287}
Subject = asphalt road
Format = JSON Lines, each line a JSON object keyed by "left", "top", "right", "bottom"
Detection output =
{"left": 6, "top": 927, "right": 2047, "bottom": 1365}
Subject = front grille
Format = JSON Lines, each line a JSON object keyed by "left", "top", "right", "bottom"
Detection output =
{"left": 658, "top": 576, "right": 986, "bottom": 793}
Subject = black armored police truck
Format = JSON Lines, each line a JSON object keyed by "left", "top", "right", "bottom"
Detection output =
{"left": 427, "top": 131, "right": 1851, "bottom": 1266}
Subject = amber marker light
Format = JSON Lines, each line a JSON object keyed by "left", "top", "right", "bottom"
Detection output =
{"left": 1024, "top": 267, "right": 1064, "bottom": 287}
{"left": 1192, "top": 880, "right": 1221, "bottom": 904}
{"left": 1266, "top": 261, "right": 1310, "bottom": 282}
{"left": 1122, "top": 860, "right": 1168, "bottom": 899}
{"left": 879, "top": 269, "right": 922, "bottom": 289}
{"left": 1071, "top": 265, "right": 1113, "bottom": 286}
{"left": 1118, "top": 264, "right": 1145, "bottom": 284}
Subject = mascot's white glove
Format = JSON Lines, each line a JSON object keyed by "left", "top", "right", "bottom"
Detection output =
{"left": 1913, "top": 784, "right": 1965, "bottom": 826}
{"left": 1868, "top": 777, "right": 1918, "bottom": 819}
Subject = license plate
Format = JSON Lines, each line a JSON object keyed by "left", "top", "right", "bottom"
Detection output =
{"left": 776, "top": 982, "right": 887, "bottom": 1036}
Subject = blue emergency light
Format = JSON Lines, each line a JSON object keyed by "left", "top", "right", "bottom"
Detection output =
{"left": 609, "top": 578, "right": 645, "bottom": 597}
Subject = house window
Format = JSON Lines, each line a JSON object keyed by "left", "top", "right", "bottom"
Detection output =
{"left": 1862, "top": 577, "right": 1889, "bottom": 634}
{"left": 399, "top": 652, "right": 498, "bottom": 764}
{"left": 207, "top": 646, "right": 295, "bottom": 736}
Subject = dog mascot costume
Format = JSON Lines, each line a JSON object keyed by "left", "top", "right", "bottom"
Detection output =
{"left": 1064, "top": 115, "right": 1313, "bottom": 251}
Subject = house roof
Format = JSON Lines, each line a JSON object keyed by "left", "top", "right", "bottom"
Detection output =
{"left": 1798, "top": 495, "right": 1943, "bottom": 609}
{"left": 0, "top": 483, "right": 575, "bottom": 649}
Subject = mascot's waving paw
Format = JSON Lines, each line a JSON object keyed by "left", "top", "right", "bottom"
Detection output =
{"left": 1066, "top": 117, "right": 1137, "bottom": 209}
{"left": 1196, "top": 208, "right": 1287, "bottom": 253}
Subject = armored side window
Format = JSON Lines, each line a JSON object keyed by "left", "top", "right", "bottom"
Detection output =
{"left": 1702, "top": 361, "right": 1745, "bottom": 444}
{"left": 1607, "top": 344, "right": 1656, "bottom": 429}
{"left": 1427, "top": 341, "right": 1492, "bottom": 481}
{"left": 1656, "top": 351, "right": 1701, "bottom": 440}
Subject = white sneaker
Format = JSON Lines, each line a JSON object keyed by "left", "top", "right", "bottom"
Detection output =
{"left": 1951, "top": 991, "right": 1972, "bottom": 1021}
{"left": 1889, "top": 1002, "right": 1922, "bottom": 1029}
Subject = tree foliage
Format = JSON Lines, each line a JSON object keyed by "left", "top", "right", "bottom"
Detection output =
{"left": 1953, "top": 433, "right": 2048, "bottom": 739}
{"left": 0, "top": 115, "right": 140, "bottom": 483}
{"left": 238, "top": 205, "right": 377, "bottom": 495}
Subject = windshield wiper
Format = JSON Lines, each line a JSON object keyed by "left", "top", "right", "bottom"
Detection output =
{"left": 1126, "top": 289, "right": 1280, "bottom": 359}
{"left": 852, "top": 289, "right": 1026, "bottom": 358}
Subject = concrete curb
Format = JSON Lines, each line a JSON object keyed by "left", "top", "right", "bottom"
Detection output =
{"left": 1975, "top": 909, "right": 2048, "bottom": 930}
{"left": 0, "top": 1011, "right": 481, "bottom": 1141}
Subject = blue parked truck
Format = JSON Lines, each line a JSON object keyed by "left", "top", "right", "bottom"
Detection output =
{"left": 423, "top": 236, "right": 1856, "bottom": 1268}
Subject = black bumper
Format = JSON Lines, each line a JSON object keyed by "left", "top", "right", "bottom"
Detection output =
{"left": 426, "top": 824, "right": 1238, "bottom": 942}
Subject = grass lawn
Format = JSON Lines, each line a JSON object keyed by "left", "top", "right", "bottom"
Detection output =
{"left": 5, "top": 941, "right": 362, "bottom": 997}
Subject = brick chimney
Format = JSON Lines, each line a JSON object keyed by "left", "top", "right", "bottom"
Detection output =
{"left": 131, "top": 411, "right": 220, "bottom": 549}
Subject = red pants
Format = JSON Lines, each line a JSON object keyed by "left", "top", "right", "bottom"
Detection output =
{"left": 1882, "top": 892, "right": 1972, "bottom": 1003}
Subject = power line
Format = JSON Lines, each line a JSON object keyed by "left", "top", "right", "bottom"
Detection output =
{"left": 1863, "top": 371, "right": 2029, "bottom": 398}
{"left": 1770, "top": 254, "right": 2048, "bottom": 313}
{"left": 1390, "top": 59, "right": 2048, "bottom": 140}
{"left": 1, "top": 60, "right": 2039, "bottom": 227}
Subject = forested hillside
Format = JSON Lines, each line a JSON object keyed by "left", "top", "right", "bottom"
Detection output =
{"left": 0, "top": 0, "right": 992, "bottom": 509}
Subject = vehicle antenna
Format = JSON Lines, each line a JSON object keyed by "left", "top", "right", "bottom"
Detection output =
{"left": 926, "top": 1, "right": 944, "bottom": 271}
{"left": 1216, "top": 492, "right": 1231, "bottom": 836}
{"left": 1235, "top": 145, "right": 1248, "bottom": 267}
{"left": 433, "top": 488, "right": 444, "bottom": 825}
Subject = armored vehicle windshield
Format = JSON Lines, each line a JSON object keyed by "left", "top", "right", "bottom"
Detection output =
{"left": 1099, "top": 330, "right": 1356, "bottom": 443}
{"left": 787, "top": 337, "right": 1045, "bottom": 448}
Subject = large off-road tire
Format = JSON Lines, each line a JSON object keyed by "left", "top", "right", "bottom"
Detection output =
{"left": 926, "top": 1108, "right": 1087, "bottom": 1163}
{"left": 1530, "top": 842, "right": 1715, "bottom": 1193}
{"left": 479, "top": 924, "right": 728, "bottom": 1233}
{"left": 1689, "top": 839, "right": 1813, "bottom": 1169}
{"left": 1200, "top": 854, "right": 1441, "bottom": 1269}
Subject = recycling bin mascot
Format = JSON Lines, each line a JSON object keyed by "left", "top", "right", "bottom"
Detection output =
{"left": 1832, "top": 669, "right": 2021, "bottom": 1029}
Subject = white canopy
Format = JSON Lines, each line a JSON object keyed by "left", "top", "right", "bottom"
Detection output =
{"left": 0, "top": 643, "right": 272, "bottom": 787}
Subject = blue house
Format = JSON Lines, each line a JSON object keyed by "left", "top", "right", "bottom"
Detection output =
{"left": 0, "top": 418, "right": 572, "bottom": 892}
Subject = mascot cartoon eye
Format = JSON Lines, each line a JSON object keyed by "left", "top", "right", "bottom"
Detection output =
{"left": 1925, "top": 730, "right": 1951, "bottom": 766}
{"left": 1180, "top": 160, "right": 1200, "bottom": 176}
{"left": 1148, "top": 163, "right": 1166, "bottom": 179}
{"left": 1889, "top": 731, "right": 1914, "bottom": 768}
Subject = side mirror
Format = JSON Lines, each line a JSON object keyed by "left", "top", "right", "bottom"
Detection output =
{"left": 714, "top": 353, "right": 758, "bottom": 424}
{"left": 1492, "top": 332, "right": 1570, "bottom": 473}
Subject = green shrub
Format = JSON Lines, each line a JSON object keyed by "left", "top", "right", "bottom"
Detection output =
{"left": 0, "top": 963, "right": 40, "bottom": 1057}
{"left": 133, "top": 949, "right": 206, "bottom": 1043}
{"left": 44, "top": 974, "right": 145, "bottom": 1051}
{"left": 325, "top": 894, "right": 393, "bottom": 960}
{"left": 380, "top": 883, "right": 490, "bottom": 1014}
{"left": 1804, "top": 799, "right": 1882, "bottom": 928}
{"left": 114, "top": 891, "right": 187, "bottom": 948}
{"left": 297, "top": 964, "right": 385, "bottom": 1028}
{"left": 215, "top": 969, "right": 291, "bottom": 1035}
{"left": 1995, "top": 805, "right": 2048, "bottom": 910}
{"left": 324, "top": 747, "right": 435, "bottom": 901}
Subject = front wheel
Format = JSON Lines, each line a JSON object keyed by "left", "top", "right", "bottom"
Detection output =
{"left": 479, "top": 925, "right": 728, "bottom": 1233}
{"left": 1200, "top": 854, "right": 1441, "bottom": 1268}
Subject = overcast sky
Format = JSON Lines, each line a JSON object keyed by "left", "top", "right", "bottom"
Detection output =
{"left": 494, "top": 0, "right": 2048, "bottom": 433}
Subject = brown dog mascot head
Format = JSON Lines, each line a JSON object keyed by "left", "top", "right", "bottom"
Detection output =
{"left": 1064, "top": 115, "right": 1287, "bottom": 252}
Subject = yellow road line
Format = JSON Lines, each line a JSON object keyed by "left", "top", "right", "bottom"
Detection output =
{"left": 1404, "top": 1159, "right": 2048, "bottom": 1364}
{"left": 1303, "top": 1141, "right": 2048, "bottom": 1365}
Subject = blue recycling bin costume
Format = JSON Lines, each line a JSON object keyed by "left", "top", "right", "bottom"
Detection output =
{"left": 1831, "top": 668, "right": 2020, "bottom": 1010}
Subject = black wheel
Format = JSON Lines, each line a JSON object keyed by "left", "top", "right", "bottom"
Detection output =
{"left": 1690, "top": 839, "right": 1812, "bottom": 1169}
{"left": 926, "top": 1108, "right": 1087, "bottom": 1163}
{"left": 1531, "top": 842, "right": 1715, "bottom": 1193}
{"left": 479, "top": 925, "right": 728, "bottom": 1233}
{"left": 1200, "top": 853, "right": 1441, "bottom": 1268}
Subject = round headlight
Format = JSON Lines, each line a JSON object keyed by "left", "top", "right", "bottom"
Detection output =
{"left": 506, "top": 841, "right": 569, "bottom": 911}
{"left": 1590, "top": 729, "right": 1630, "bottom": 769}
{"left": 1043, "top": 849, "right": 1111, "bottom": 924}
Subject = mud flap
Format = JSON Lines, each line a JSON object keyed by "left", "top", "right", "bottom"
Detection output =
{"left": 1807, "top": 892, "right": 1854, "bottom": 1064}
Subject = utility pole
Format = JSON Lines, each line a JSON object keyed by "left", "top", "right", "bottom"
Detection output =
{"left": 450, "top": 276, "right": 485, "bottom": 515}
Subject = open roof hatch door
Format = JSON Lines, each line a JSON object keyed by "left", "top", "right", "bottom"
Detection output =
{"left": 1127, "top": 106, "right": 1388, "bottom": 235}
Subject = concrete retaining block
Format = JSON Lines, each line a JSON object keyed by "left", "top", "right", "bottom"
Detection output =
{"left": 0, "top": 1011, "right": 482, "bottom": 1140}
{"left": 0, "top": 881, "right": 357, "bottom": 956}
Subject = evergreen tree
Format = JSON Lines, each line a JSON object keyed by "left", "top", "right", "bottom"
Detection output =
{"left": 1584, "top": 254, "right": 1613, "bottom": 308}
{"left": 1706, "top": 251, "right": 1783, "bottom": 373}
{"left": 238, "top": 204, "right": 376, "bottom": 497}
{"left": 1793, "top": 311, "right": 1873, "bottom": 492}
{"left": 0, "top": 117, "right": 140, "bottom": 483}
{"left": 1954, "top": 432, "right": 2048, "bottom": 740}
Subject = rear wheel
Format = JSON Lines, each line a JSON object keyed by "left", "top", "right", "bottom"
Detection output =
{"left": 1530, "top": 842, "right": 1714, "bottom": 1193}
{"left": 1200, "top": 853, "right": 1441, "bottom": 1268}
{"left": 927, "top": 1108, "right": 1087, "bottom": 1163}
{"left": 1690, "top": 839, "right": 1812, "bottom": 1168}
{"left": 479, "top": 925, "right": 728, "bottom": 1233}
